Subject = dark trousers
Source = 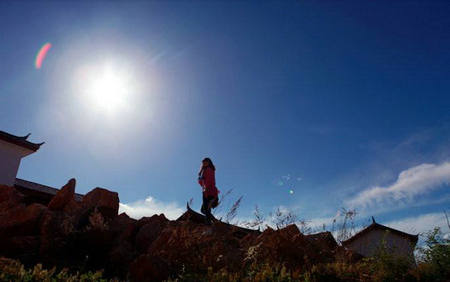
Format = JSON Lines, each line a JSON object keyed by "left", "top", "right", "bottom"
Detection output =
{"left": 201, "top": 195, "right": 214, "bottom": 224}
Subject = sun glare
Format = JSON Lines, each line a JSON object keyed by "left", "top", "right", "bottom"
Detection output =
{"left": 82, "top": 65, "right": 134, "bottom": 115}
{"left": 91, "top": 71, "right": 127, "bottom": 112}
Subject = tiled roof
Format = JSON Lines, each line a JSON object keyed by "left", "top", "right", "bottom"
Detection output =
{"left": 15, "top": 178, "right": 83, "bottom": 202}
{"left": 0, "top": 130, "right": 44, "bottom": 152}
{"left": 342, "top": 222, "right": 419, "bottom": 246}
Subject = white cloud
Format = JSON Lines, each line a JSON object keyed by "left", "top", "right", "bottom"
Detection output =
{"left": 307, "top": 216, "right": 336, "bottom": 230}
{"left": 119, "top": 196, "right": 185, "bottom": 220}
{"left": 346, "top": 162, "right": 450, "bottom": 209}
{"left": 384, "top": 212, "right": 450, "bottom": 236}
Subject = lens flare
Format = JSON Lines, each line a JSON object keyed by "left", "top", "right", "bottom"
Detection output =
{"left": 35, "top": 43, "right": 52, "bottom": 69}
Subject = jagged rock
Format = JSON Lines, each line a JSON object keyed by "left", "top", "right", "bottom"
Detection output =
{"left": 137, "top": 213, "right": 168, "bottom": 228}
{"left": 0, "top": 203, "right": 46, "bottom": 236}
{"left": 243, "top": 224, "right": 311, "bottom": 271}
{"left": 0, "top": 185, "right": 353, "bottom": 280}
{"left": 0, "top": 185, "right": 24, "bottom": 213}
{"left": 82, "top": 188, "right": 119, "bottom": 219}
{"left": 135, "top": 214, "right": 168, "bottom": 253}
{"left": 305, "top": 231, "right": 338, "bottom": 253}
{"left": 0, "top": 236, "right": 40, "bottom": 260}
{"left": 280, "top": 223, "right": 302, "bottom": 237}
{"left": 142, "top": 206, "right": 261, "bottom": 275}
{"left": 111, "top": 212, "right": 137, "bottom": 241}
{"left": 62, "top": 198, "right": 82, "bottom": 215}
{"left": 243, "top": 224, "right": 343, "bottom": 272}
{"left": 0, "top": 187, "right": 43, "bottom": 264}
{"left": 104, "top": 213, "right": 138, "bottom": 279}
{"left": 39, "top": 210, "right": 74, "bottom": 264}
{"left": 39, "top": 207, "right": 114, "bottom": 270}
{"left": 48, "top": 178, "right": 76, "bottom": 211}
{"left": 129, "top": 254, "right": 170, "bottom": 282}
{"left": 146, "top": 220, "right": 247, "bottom": 274}
{"left": 77, "top": 225, "right": 115, "bottom": 272}
{"left": 106, "top": 241, "right": 136, "bottom": 279}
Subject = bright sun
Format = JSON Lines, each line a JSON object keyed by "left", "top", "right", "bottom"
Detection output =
{"left": 85, "top": 66, "right": 132, "bottom": 114}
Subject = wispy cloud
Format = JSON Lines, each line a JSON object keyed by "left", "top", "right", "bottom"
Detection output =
{"left": 346, "top": 162, "right": 450, "bottom": 209}
{"left": 307, "top": 216, "right": 336, "bottom": 231}
{"left": 119, "top": 196, "right": 185, "bottom": 220}
{"left": 385, "top": 212, "right": 450, "bottom": 236}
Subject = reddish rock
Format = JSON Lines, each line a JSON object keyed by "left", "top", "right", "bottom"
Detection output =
{"left": 77, "top": 225, "right": 115, "bottom": 271}
{"left": 0, "top": 236, "right": 40, "bottom": 259}
{"left": 243, "top": 224, "right": 310, "bottom": 270}
{"left": 40, "top": 210, "right": 75, "bottom": 238}
{"left": 135, "top": 214, "right": 168, "bottom": 253}
{"left": 0, "top": 184, "right": 351, "bottom": 279}
{"left": 147, "top": 220, "right": 246, "bottom": 274}
{"left": 0, "top": 185, "right": 24, "bottom": 213}
{"left": 104, "top": 213, "right": 138, "bottom": 279}
{"left": 110, "top": 212, "right": 137, "bottom": 241}
{"left": 142, "top": 207, "right": 260, "bottom": 275}
{"left": 39, "top": 210, "right": 68, "bottom": 256}
{"left": 82, "top": 188, "right": 119, "bottom": 219}
{"left": 137, "top": 213, "right": 168, "bottom": 228}
{"left": 62, "top": 198, "right": 82, "bottom": 215}
{"left": 0, "top": 235, "right": 40, "bottom": 266}
{"left": 106, "top": 241, "right": 136, "bottom": 279}
{"left": 0, "top": 203, "right": 46, "bottom": 236}
{"left": 279, "top": 223, "right": 302, "bottom": 237}
{"left": 38, "top": 208, "right": 85, "bottom": 266}
{"left": 305, "top": 231, "right": 338, "bottom": 253}
{"left": 243, "top": 224, "right": 341, "bottom": 272}
{"left": 129, "top": 254, "right": 169, "bottom": 282}
{"left": 48, "top": 178, "right": 76, "bottom": 211}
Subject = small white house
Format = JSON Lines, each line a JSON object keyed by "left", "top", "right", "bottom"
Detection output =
{"left": 342, "top": 217, "right": 418, "bottom": 263}
{"left": 0, "top": 130, "right": 44, "bottom": 186}
{"left": 0, "top": 130, "right": 83, "bottom": 204}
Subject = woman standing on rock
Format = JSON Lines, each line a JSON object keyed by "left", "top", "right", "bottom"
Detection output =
{"left": 198, "top": 157, "right": 219, "bottom": 224}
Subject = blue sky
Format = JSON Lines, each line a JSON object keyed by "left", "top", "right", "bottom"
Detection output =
{"left": 1, "top": 1, "right": 449, "bottom": 235}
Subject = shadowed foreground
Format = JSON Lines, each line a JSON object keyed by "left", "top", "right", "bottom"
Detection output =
{"left": 4, "top": 179, "right": 444, "bottom": 281}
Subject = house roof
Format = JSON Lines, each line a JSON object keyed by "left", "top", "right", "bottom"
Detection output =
{"left": 15, "top": 178, "right": 83, "bottom": 202}
{"left": 0, "top": 130, "right": 44, "bottom": 152}
{"left": 342, "top": 221, "right": 419, "bottom": 246}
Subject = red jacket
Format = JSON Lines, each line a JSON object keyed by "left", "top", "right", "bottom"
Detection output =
{"left": 198, "top": 166, "right": 218, "bottom": 198}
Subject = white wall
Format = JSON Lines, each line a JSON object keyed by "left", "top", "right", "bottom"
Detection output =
{"left": 346, "top": 229, "right": 416, "bottom": 262}
{"left": 0, "top": 140, "right": 33, "bottom": 186}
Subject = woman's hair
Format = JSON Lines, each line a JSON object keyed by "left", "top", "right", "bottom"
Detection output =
{"left": 202, "top": 157, "right": 216, "bottom": 171}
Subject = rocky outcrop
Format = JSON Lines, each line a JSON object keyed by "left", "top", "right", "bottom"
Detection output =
{"left": 48, "top": 178, "right": 76, "bottom": 210}
{"left": 0, "top": 181, "right": 360, "bottom": 281}
{"left": 129, "top": 254, "right": 170, "bottom": 282}
{"left": 135, "top": 214, "right": 168, "bottom": 252}
{"left": 0, "top": 185, "right": 24, "bottom": 213}
{"left": 0, "top": 203, "right": 46, "bottom": 237}
{"left": 82, "top": 187, "right": 119, "bottom": 219}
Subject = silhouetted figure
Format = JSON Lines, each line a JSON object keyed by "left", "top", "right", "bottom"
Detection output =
{"left": 198, "top": 157, "right": 219, "bottom": 225}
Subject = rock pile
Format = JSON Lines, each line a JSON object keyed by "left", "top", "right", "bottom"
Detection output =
{"left": 0, "top": 180, "right": 360, "bottom": 281}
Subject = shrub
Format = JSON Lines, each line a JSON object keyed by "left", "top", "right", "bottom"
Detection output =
{"left": 0, "top": 257, "right": 109, "bottom": 282}
{"left": 413, "top": 227, "right": 450, "bottom": 282}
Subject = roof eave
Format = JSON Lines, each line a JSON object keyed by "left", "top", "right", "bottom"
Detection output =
{"left": 342, "top": 223, "right": 418, "bottom": 245}
{"left": 0, "top": 131, "right": 44, "bottom": 152}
